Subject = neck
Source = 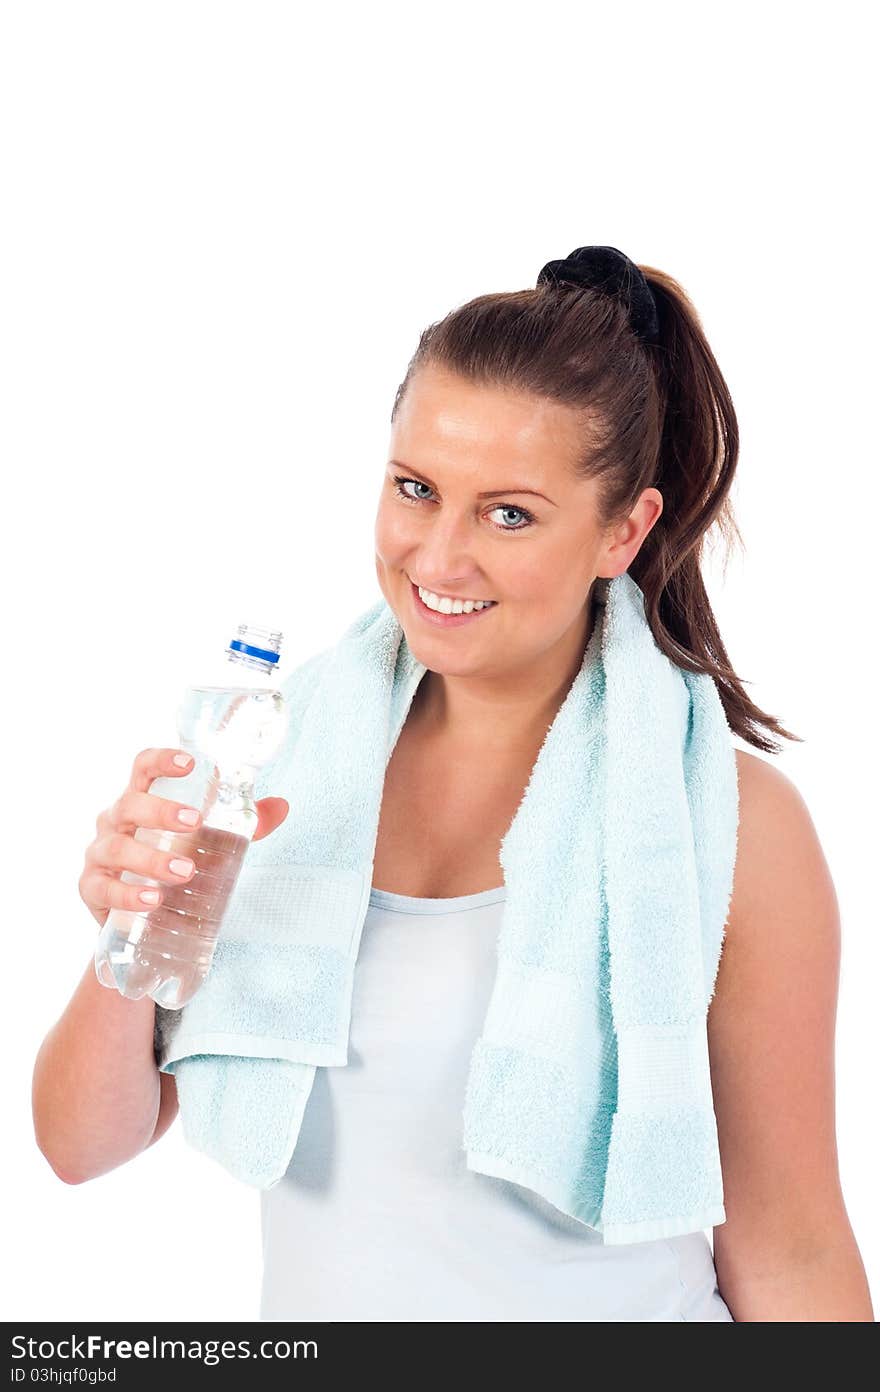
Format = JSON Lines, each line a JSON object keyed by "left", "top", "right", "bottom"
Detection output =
{"left": 411, "top": 591, "right": 598, "bottom": 751}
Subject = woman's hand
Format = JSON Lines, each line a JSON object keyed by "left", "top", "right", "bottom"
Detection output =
{"left": 79, "top": 748, "right": 290, "bottom": 930}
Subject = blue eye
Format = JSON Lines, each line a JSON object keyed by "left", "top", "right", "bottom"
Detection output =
{"left": 391, "top": 476, "right": 536, "bottom": 533}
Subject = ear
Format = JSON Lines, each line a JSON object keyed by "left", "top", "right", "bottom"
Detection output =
{"left": 599, "top": 488, "right": 663, "bottom": 576}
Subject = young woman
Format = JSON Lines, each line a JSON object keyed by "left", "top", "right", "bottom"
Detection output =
{"left": 35, "top": 247, "right": 873, "bottom": 1322}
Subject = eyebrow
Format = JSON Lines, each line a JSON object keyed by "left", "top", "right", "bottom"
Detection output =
{"left": 388, "top": 462, "right": 557, "bottom": 506}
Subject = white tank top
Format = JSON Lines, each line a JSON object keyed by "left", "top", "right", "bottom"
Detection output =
{"left": 259, "top": 884, "right": 734, "bottom": 1322}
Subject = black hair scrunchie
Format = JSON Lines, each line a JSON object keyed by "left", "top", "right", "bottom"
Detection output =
{"left": 536, "top": 245, "right": 660, "bottom": 346}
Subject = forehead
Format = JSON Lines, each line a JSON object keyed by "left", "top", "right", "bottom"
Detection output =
{"left": 392, "top": 364, "right": 584, "bottom": 479}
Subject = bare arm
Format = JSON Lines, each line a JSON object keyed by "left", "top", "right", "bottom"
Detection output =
{"left": 33, "top": 745, "right": 289, "bottom": 1186}
{"left": 32, "top": 956, "right": 171, "bottom": 1184}
{"left": 708, "top": 751, "right": 874, "bottom": 1321}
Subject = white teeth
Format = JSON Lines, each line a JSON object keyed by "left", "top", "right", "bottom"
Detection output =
{"left": 417, "top": 585, "right": 496, "bottom": 615}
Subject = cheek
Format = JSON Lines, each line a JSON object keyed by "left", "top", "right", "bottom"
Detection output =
{"left": 374, "top": 500, "right": 414, "bottom": 559}
{"left": 495, "top": 553, "right": 559, "bottom": 603}
{"left": 500, "top": 559, "right": 590, "bottom": 627}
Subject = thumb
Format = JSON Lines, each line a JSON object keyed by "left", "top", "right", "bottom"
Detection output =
{"left": 253, "top": 796, "right": 290, "bottom": 842}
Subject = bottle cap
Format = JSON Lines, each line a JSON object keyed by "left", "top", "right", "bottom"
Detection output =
{"left": 226, "top": 624, "right": 283, "bottom": 668}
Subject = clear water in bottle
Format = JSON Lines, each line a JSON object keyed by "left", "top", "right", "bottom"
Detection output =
{"left": 94, "top": 623, "right": 289, "bottom": 1008}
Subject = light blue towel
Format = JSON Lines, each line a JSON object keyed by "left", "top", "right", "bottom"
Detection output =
{"left": 154, "top": 571, "right": 739, "bottom": 1245}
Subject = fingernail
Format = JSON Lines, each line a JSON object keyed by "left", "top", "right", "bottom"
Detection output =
{"left": 173, "top": 753, "right": 192, "bottom": 768}
{"left": 177, "top": 808, "right": 199, "bottom": 825}
{"left": 140, "top": 889, "right": 160, "bottom": 904}
{"left": 170, "top": 858, "right": 194, "bottom": 877}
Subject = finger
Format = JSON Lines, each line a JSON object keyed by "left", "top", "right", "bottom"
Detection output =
{"left": 96, "top": 748, "right": 197, "bottom": 838}
{"left": 86, "top": 829, "right": 198, "bottom": 886}
{"left": 253, "top": 797, "right": 289, "bottom": 842}
{"left": 106, "top": 788, "right": 202, "bottom": 837}
{"left": 80, "top": 865, "right": 168, "bottom": 916}
{"left": 130, "top": 747, "right": 195, "bottom": 795}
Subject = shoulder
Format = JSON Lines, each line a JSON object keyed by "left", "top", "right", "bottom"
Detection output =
{"left": 726, "top": 749, "right": 839, "bottom": 944}
{"left": 708, "top": 749, "right": 847, "bottom": 1256}
{"left": 717, "top": 748, "right": 841, "bottom": 998}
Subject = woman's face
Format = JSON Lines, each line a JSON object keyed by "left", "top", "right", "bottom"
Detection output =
{"left": 374, "top": 362, "right": 659, "bottom": 681}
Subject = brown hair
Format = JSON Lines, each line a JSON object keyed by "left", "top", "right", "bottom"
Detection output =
{"left": 391, "top": 263, "right": 801, "bottom": 755}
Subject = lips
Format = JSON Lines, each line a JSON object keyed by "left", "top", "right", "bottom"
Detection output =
{"left": 409, "top": 578, "right": 497, "bottom": 606}
{"left": 409, "top": 579, "right": 498, "bottom": 627}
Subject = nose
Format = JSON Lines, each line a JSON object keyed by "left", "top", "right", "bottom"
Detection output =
{"left": 409, "top": 516, "right": 487, "bottom": 594}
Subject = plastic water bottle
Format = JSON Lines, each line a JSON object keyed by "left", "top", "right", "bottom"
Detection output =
{"left": 94, "top": 623, "right": 289, "bottom": 1009}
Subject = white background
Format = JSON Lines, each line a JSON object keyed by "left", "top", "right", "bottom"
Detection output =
{"left": 2, "top": 0, "right": 876, "bottom": 1322}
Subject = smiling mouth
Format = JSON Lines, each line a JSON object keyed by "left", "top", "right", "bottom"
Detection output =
{"left": 408, "top": 578, "right": 498, "bottom": 610}
{"left": 408, "top": 581, "right": 500, "bottom": 628}
{"left": 412, "top": 584, "right": 495, "bottom": 612}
